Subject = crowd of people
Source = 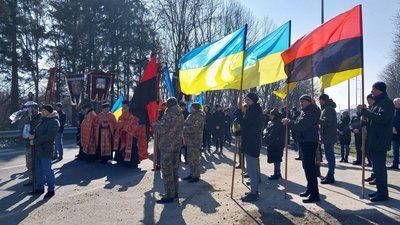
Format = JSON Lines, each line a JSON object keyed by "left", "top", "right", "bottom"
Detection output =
{"left": 21, "top": 81, "right": 399, "bottom": 204}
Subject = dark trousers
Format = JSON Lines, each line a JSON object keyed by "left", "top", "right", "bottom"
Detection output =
{"left": 300, "top": 142, "right": 319, "bottom": 197}
{"left": 355, "top": 137, "right": 362, "bottom": 162}
{"left": 214, "top": 129, "right": 224, "bottom": 150}
{"left": 371, "top": 150, "right": 388, "bottom": 197}
{"left": 202, "top": 129, "right": 211, "bottom": 149}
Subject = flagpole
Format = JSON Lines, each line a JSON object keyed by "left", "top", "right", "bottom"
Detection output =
{"left": 231, "top": 24, "right": 247, "bottom": 199}
{"left": 359, "top": 5, "right": 366, "bottom": 199}
{"left": 283, "top": 21, "right": 292, "bottom": 199}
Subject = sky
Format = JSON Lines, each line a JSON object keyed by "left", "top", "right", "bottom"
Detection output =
{"left": 240, "top": 0, "right": 399, "bottom": 111}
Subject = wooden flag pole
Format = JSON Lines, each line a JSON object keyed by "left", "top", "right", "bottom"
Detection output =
{"left": 284, "top": 80, "right": 290, "bottom": 199}
{"left": 231, "top": 24, "right": 248, "bottom": 199}
{"left": 359, "top": 5, "right": 366, "bottom": 199}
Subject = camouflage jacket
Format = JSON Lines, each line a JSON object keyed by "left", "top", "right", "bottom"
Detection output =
{"left": 153, "top": 105, "right": 184, "bottom": 153}
{"left": 183, "top": 110, "right": 205, "bottom": 147}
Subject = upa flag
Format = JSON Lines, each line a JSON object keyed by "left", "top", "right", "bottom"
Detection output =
{"left": 111, "top": 95, "right": 124, "bottom": 120}
{"left": 281, "top": 5, "right": 362, "bottom": 90}
{"left": 179, "top": 25, "right": 246, "bottom": 94}
{"left": 224, "top": 21, "right": 290, "bottom": 90}
{"left": 44, "top": 67, "right": 57, "bottom": 103}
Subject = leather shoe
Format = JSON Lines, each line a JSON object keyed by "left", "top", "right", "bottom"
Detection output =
{"left": 370, "top": 195, "right": 389, "bottom": 202}
{"left": 321, "top": 177, "right": 335, "bottom": 184}
{"left": 241, "top": 193, "right": 259, "bottom": 202}
{"left": 188, "top": 177, "right": 199, "bottom": 183}
{"left": 44, "top": 191, "right": 55, "bottom": 198}
{"left": 268, "top": 174, "right": 281, "bottom": 180}
{"left": 365, "top": 175, "right": 375, "bottom": 182}
{"left": 28, "top": 189, "right": 44, "bottom": 195}
{"left": 302, "top": 196, "right": 320, "bottom": 203}
{"left": 299, "top": 190, "right": 310, "bottom": 197}
{"left": 352, "top": 161, "right": 361, "bottom": 165}
{"left": 182, "top": 175, "right": 192, "bottom": 181}
{"left": 156, "top": 197, "right": 175, "bottom": 204}
{"left": 368, "top": 192, "right": 377, "bottom": 198}
{"left": 369, "top": 179, "right": 376, "bottom": 185}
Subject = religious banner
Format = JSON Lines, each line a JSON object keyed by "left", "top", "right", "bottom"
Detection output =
{"left": 65, "top": 74, "right": 84, "bottom": 105}
{"left": 86, "top": 71, "right": 114, "bottom": 102}
{"left": 44, "top": 67, "right": 57, "bottom": 103}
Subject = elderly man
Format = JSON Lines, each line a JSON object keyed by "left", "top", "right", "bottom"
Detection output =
{"left": 282, "top": 95, "right": 321, "bottom": 203}
{"left": 358, "top": 82, "right": 394, "bottom": 202}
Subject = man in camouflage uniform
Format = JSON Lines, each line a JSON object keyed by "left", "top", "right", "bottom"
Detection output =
{"left": 153, "top": 97, "right": 184, "bottom": 204}
{"left": 182, "top": 102, "right": 205, "bottom": 183}
{"left": 23, "top": 103, "right": 42, "bottom": 186}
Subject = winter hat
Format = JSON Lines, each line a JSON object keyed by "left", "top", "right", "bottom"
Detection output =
{"left": 319, "top": 94, "right": 330, "bottom": 101}
{"left": 246, "top": 93, "right": 259, "bottom": 103}
{"left": 372, "top": 81, "right": 386, "bottom": 93}
{"left": 56, "top": 102, "right": 63, "bottom": 108}
{"left": 102, "top": 102, "right": 110, "bottom": 108}
{"left": 42, "top": 104, "right": 54, "bottom": 113}
{"left": 299, "top": 94, "right": 312, "bottom": 103}
{"left": 166, "top": 97, "right": 178, "bottom": 107}
{"left": 367, "top": 94, "right": 374, "bottom": 100}
{"left": 191, "top": 102, "right": 202, "bottom": 111}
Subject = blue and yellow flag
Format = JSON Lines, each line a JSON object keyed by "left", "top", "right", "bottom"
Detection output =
{"left": 111, "top": 95, "right": 124, "bottom": 120}
{"left": 224, "top": 21, "right": 290, "bottom": 90}
{"left": 164, "top": 64, "right": 175, "bottom": 97}
{"left": 179, "top": 26, "right": 247, "bottom": 94}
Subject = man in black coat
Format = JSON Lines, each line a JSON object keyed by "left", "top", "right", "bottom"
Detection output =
{"left": 350, "top": 113, "right": 362, "bottom": 165}
{"left": 282, "top": 94, "right": 321, "bottom": 203}
{"left": 389, "top": 98, "right": 400, "bottom": 169}
{"left": 212, "top": 105, "right": 225, "bottom": 154}
{"left": 358, "top": 81, "right": 394, "bottom": 202}
{"left": 236, "top": 93, "right": 263, "bottom": 202}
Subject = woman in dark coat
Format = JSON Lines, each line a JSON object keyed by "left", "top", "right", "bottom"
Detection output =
{"left": 264, "top": 108, "right": 285, "bottom": 179}
{"left": 338, "top": 111, "right": 351, "bottom": 162}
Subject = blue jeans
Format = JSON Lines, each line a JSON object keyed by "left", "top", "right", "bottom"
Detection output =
{"left": 324, "top": 143, "right": 336, "bottom": 179}
{"left": 55, "top": 132, "right": 64, "bottom": 157}
{"left": 274, "top": 162, "right": 281, "bottom": 176}
{"left": 34, "top": 158, "right": 55, "bottom": 191}
{"left": 392, "top": 140, "right": 399, "bottom": 167}
{"left": 245, "top": 154, "right": 259, "bottom": 194}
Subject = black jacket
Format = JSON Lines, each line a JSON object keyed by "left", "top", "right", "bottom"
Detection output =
{"left": 57, "top": 110, "right": 66, "bottom": 133}
{"left": 236, "top": 103, "right": 263, "bottom": 158}
{"left": 350, "top": 115, "right": 362, "bottom": 144}
{"left": 319, "top": 99, "right": 338, "bottom": 144}
{"left": 289, "top": 103, "right": 321, "bottom": 143}
{"left": 204, "top": 111, "right": 213, "bottom": 131}
{"left": 212, "top": 110, "right": 225, "bottom": 131}
{"left": 362, "top": 92, "right": 394, "bottom": 152}
{"left": 33, "top": 112, "right": 60, "bottom": 158}
{"left": 393, "top": 108, "right": 400, "bottom": 141}
{"left": 265, "top": 113, "right": 285, "bottom": 163}
{"left": 338, "top": 116, "right": 351, "bottom": 145}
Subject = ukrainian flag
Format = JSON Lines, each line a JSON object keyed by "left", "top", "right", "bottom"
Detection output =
{"left": 179, "top": 26, "right": 246, "bottom": 94}
{"left": 224, "top": 21, "right": 290, "bottom": 90}
{"left": 111, "top": 95, "right": 124, "bottom": 120}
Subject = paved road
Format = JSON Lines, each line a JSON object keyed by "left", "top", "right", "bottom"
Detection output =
{"left": 1, "top": 141, "right": 400, "bottom": 225}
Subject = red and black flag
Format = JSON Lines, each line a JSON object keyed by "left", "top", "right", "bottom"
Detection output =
{"left": 130, "top": 55, "right": 160, "bottom": 126}
{"left": 281, "top": 5, "right": 362, "bottom": 90}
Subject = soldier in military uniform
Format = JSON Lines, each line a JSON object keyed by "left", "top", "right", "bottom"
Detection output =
{"left": 182, "top": 102, "right": 205, "bottom": 183}
{"left": 23, "top": 103, "right": 42, "bottom": 186}
{"left": 153, "top": 97, "right": 184, "bottom": 204}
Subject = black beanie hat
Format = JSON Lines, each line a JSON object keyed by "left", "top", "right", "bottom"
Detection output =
{"left": 42, "top": 104, "right": 54, "bottom": 113}
{"left": 299, "top": 94, "right": 312, "bottom": 103}
{"left": 319, "top": 94, "right": 330, "bottom": 101}
{"left": 246, "top": 93, "right": 259, "bottom": 103}
{"left": 372, "top": 81, "right": 386, "bottom": 93}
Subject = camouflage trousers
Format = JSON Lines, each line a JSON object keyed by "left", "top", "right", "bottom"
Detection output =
{"left": 161, "top": 152, "right": 180, "bottom": 198}
{"left": 187, "top": 143, "right": 201, "bottom": 178}
{"left": 25, "top": 146, "right": 33, "bottom": 182}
